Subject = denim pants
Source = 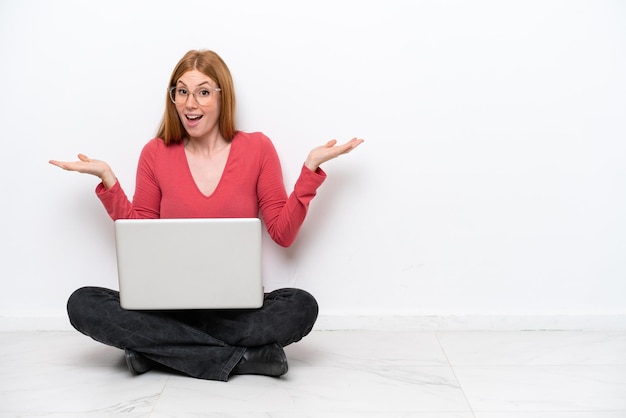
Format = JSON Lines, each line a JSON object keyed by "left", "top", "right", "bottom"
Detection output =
{"left": 67, "top": 286, "right": 318, "bottom": 381}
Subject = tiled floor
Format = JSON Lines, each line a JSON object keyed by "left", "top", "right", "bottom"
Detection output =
{"left": 1, "top": 330, "right": 626, "bottom": 417}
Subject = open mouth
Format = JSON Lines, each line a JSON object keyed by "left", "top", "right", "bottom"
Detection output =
{"left": 186, "top": 115, "right": 203, "bottom": 121}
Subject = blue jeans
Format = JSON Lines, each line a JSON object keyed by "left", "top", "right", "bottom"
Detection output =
{"left": 67, "top": 286, "right": 318, "bottom": 381}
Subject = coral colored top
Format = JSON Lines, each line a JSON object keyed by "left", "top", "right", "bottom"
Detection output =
{"left": 95, "top": 131, "right": 326, "bottom": 247}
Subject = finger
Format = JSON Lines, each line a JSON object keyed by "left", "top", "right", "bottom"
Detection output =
{"left": 49, "top": 160, "right": 73, "bottom": 170}
{"left": 342, "top": 139, "right": 361, "bottom": 149}
{"left": 78, "top": 153, "right": 90, "bottom": 162}
{"left": 346, "top": 138, "right": 364, "bottom": 149}
{"left": 326, "top": 139, "right": 338, "bottom": 147}
{"left": 338, "top": 139, "right": 363, "bottom": 155}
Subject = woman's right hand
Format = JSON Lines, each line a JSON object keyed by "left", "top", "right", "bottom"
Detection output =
{"left": 49, "top": 153, "right": 117, "bottom": 189}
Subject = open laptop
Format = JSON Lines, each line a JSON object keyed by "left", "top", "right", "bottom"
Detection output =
{"left": 114, "top": 218, "right": 264, "bottom": 310}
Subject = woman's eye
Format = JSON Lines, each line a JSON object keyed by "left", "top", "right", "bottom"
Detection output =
{"left": 178, "top": 88, "right": 188, "bottom": 95}
{"left": 198, "top": 89, "right": 211, "bottom": 97}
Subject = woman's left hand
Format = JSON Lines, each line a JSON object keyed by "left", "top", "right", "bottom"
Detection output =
{"left": 304, "top": 137, "right": 364, "bottom": 171}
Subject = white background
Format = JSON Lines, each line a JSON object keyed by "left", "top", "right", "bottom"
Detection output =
{"left": 1, "top": 0, "right": 624, "bottom": 326}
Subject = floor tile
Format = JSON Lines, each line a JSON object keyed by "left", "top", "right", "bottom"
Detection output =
{"left": 1, "top": 329, "right": 625, "bottom": 417}
{"left": 438, "top": 331, "right": 626, "bottom": 366}
{"left": 151, "top": 413, "right": 476, "bottom": 418}
{"left": 0, "top": 331, "right": 168, "bottom": 416}
{"left": 454, "top": 365, "right": 626, "bottom": 412}
{"left": 474, "top": 412, "right": 626, "bottom": 418}
{"left": 0, "top": 330, "right": 123, "bottom": 368}
{"left": 286, "top": 330, "right": 449, "bottom": 367}
{"left": 0, "top": 364, "right": 168, "bottom": 415}
{"left": 152, "top": 365, "right": 471, "bottom": 415}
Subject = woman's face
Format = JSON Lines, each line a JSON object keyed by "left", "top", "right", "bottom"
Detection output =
{"left": 173, "top": 69, "right": 221, "bottom": 140}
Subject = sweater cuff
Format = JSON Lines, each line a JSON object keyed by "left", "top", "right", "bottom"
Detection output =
{"left": 95, "top": 179, "right": 120, "bottom": 196}
{"left": 301, "top": 164, "right": 327, "bottom": 183}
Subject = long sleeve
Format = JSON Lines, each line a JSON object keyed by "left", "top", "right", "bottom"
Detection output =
{"left": 260, "top": 162, "right": 326, "bottom": 247}
{"left": 95, "top": 139, "right": 161, "bottom": 220}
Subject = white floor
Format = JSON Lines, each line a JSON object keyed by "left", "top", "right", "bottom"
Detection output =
{"left": 1, "top": 330, "right": 626, "bottom": 417}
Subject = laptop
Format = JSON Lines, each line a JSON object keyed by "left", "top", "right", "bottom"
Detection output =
{"left": 114, "top": 218, "right": 264, "bottom": 310}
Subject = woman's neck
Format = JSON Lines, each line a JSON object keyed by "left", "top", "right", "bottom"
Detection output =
{"left": 184, "top": 134, "right": 228, "bottom": 157}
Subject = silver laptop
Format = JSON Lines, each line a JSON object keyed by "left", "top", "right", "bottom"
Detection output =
{"left": 114, "top": 218, "right": 264, "bottom": 310}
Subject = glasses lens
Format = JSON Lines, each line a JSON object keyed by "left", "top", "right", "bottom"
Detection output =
{"left": 169, "top": 87, "right": 178, "bottom": 104}
{"left": 194, "top": 89, "right": 212, "bottom": 106}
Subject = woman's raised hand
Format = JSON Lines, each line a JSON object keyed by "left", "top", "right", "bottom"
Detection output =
{"left": 49, "top": 154, "right": 117, "bottom": 189}
{"left": 304, "top": 137, "right": 364, "bottom": 172}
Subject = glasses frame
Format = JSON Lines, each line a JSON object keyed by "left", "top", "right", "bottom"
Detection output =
{"left": 169, "top": 85, "right": 222, "bottom": 105}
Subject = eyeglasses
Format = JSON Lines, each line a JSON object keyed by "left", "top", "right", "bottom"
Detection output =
{"left": 169, "top": 85, "right": 221, "bottom": 106}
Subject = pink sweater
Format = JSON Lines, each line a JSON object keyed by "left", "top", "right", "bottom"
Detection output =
{"left": 96, "top": 131, "right": 326, "bottom": 247}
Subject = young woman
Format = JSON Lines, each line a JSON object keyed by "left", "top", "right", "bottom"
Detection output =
{"left": 49, "top": 49, "right": 363, "bottom": 381}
